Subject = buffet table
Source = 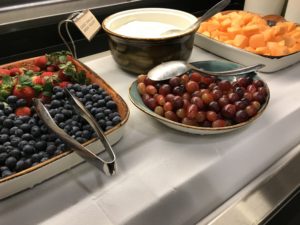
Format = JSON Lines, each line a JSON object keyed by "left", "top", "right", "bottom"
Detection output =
{"left": 1, "top": 46, "right": 300, "bottom": 225}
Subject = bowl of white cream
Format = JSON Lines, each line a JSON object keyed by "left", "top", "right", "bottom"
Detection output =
{"left": 102, "top": 8, "right": 198, "bottom": 74}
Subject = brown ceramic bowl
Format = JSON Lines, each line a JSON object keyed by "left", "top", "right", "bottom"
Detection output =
{"left": 102, "top": 8, "right": 198, "bottom": 74}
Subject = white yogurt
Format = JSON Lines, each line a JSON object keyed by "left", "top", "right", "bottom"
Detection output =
{"left": 113, "top": 20, "right": 178, "bottom": 38}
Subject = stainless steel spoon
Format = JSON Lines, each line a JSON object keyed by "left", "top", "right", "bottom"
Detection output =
{"left": 161, "top": 0, "right": 231, "bottom": 36}
{"left": 147, "top": 60, "right": 265, "bottom": 81}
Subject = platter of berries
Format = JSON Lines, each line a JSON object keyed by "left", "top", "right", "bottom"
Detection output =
{"left": 129, "top": 60, "right": 269, "bottom": 134}
{"left": 0, "top": 51, "right": 129, "bottom": 199}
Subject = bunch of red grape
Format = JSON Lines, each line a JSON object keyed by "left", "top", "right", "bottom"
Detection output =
{"left": 137, "top": 71, "right": 269, "bottom": 128}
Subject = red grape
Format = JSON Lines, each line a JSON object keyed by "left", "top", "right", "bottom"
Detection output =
{"left": 185, "top": 80, "right": 199, "bottom": 93}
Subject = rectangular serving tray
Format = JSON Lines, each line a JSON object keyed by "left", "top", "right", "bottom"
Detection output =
{"left": 0, "top": 56, "right": 130, "bottom": 200}
{"left": 194, "top": 32, "right": 300, "bottom": 73}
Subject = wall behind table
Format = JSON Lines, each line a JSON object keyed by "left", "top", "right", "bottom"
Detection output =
{"left": 0, "top": 0, "right": 244, "bottom": 64}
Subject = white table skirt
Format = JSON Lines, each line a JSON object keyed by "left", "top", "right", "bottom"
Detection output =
{"left": 1, "top": 47, "right": 300, "bottom": 225}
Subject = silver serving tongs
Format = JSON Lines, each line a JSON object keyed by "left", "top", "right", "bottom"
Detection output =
{"left": 33, "top": 89, "right": 117, "bottom": 176}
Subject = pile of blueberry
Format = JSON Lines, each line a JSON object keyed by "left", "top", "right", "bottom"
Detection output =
{"left": 0, "top": 83, "right": 121, "bottom": 179}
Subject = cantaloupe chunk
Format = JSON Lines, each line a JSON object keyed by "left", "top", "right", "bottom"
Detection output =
{"left": 268, "top": 42, "right": 289, "bottom": 56}
{"left": 233, "top": 34, "right": 248, "bottom": 48}
{"left": 249, "top": 34, "right": 266, "bottom": 48}
{"left": 198, "top": 10, "right": 300, "bottom": 56}
{"left": 242, "top": 24, "right": 260, "bottom": 37}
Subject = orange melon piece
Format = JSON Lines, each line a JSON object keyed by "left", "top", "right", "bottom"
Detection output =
{"left": 242, "top": 24, "right": 260, "bottom": 37}
{"left": 249, "top": 33, "right": 266, "bottom": 48}
{"left": 267, "top": 42, "right": 289, "bottom": 56}
{"left": 220, "top": 18, "right": 231, "bottom": 31}
{"left": 233, "top": 34, "right": 249, "bottom": 48}
{"left": 255, "top": 47, "right": 270, "bottom": 55}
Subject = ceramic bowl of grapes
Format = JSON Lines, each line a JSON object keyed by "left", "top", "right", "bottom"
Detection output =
{"left": 129, "top": 60, "right": 270, "bottom": 134}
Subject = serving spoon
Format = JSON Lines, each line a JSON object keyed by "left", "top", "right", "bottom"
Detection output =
{"left": 147, "top": 60, "right": 265, "bottom": 81}
{"left": 161, "top": 0, "right": 231, "bottom": 37}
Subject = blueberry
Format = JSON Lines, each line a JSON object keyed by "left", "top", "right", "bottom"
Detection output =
{"left": 10, "top": 137, "right": 22, "bottom": 147}
{"left": 53, "top": 86, "right": 63, "bottom": 93}
{"left": 20, "top": 123, "right": 31, "bottom": 132}
{"left": 54, "top": 113, "right": 64, "bottom": 123}
{"left": 106, "top": 100, "right": 117, "bottom": 110}
{"left": 112, "top": 115, "right": 121, "bottom": 125}
{"left": 76, "top": 137, "right": 86, "bottom": 143}
{"left": 35, "top": 141, "right": 47, "bottom": 151}
{"left": 3, "top": 118, "right": 14, "bottom": 128}
{"left": 0, "top": 152, "right": 9, "bottom": 164}
{"left": 25, "top": 158, "right": 32, "bottom": 167}
{"left": 31, "top": 126, "right": 41, "bottom": 137}
{"left": 18, "top": 140, "right": 28, "bottom": 149}
{"left": 9, "top": 149, "right": 21, "bottom": 159}
{"left": 15, "top": 160, "right": 26, "bottom": 172}
{"left": 97, "top": 99, "right": 106, "bottom": 107}
{"left": 31, "top": 153, "right": 40, "bottom": 163}
{"left": 82, "top": 130, "right": 91, "bottom": 139}
{"left": 6, "top": 95, "right": 18, "bottom": 104}
{"left": 0, "top": 134, "right": 9, "bottom": 144}
{"left": 4, "top": 107, "right": 13, "bottom": 115}
{"left": 51, "top": 100, "right": 61, "bottom": 108}
{"left": 19, "top": 115, "right": 30, "bottom": 122}
{"left": 10, "top": 126, "right": 18, "bottom": 135}
{"left": 5, "top": 156, "right": 17, "bottom": 169}
{"left": 0, "top": 145, "right": 6, "bottom": 153}
{"left": 14, "top": 128, "right": 23, "bottom": 137}
{"left": 16, "top": 98, "right": 27, "bottom": 107}
{"left": 46, "top": 145, "right": 56, "bottom": 155}
{"left": 40, "top": 134, "right": 49, "bottom": 141}
{"left": 1, "top": 169, "right": 12, "bottom": 178}
{"left": 104, "top": 109, "right": 112, "bottom": 115}
{"left": 89, "top": 89, "right": 97, "bottom": 95}
{"left": 23, "top": 144, "right": 35, "bottom": 155}
{"left": 0, "top": 110, "right": 4, "bottom": 117}
{"left": 22, "top": 133, "right": 33, "bottom": 141}
{"left": 0, "top": 115, "right": 6, "bottom": 124}
{"left": 28, "top": 118, "right": 37, "bottom": 126}
{"left": 95, "top": 112, "right": 105, "bottom": 120}
{"left": 0, "top": 102, "right": 4, "bottom": 110}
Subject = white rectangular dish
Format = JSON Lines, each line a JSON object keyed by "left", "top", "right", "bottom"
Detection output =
{"left": 194, "top": 33, "right": 300, "bottom": 73}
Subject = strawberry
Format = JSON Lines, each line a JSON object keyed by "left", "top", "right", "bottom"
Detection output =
{"left": 34, "top": 55, "right": 48, "bottom": 69}
{"left": 41, "top": 71, "right": 54, "bottom": 78}
{"left": 15, "top": 106, "right": 31, "bottom": 116}
{"left": 0, "top": 68, "right": 10, "bottom": 76}
{"left": 10, "top": 67, "right": 23, "bottom": 76}
{"left": 67, "top": 55, "right": 73, "bottom": 62}
{"left": 32, "top": 76, "right": 45, "bottom": 86}
{"left": 13, "top": 85, "right": 35, "bottom": 104}
{"left": 58, "top": 70, "right": 70, "bottom": 81}
{"left": 38, "top": 92, "right": 51, "bottom": 103}
{"left": 59, "top": 81, "right": 70, "bottom": 89}
{"left": 46, "top": 65, "right": 58, "bottom": 72}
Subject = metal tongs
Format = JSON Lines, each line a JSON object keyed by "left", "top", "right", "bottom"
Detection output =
{"left": 33, "top": 89, "right": 117, "bottom": 176}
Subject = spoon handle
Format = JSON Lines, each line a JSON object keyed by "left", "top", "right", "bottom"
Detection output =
{"left": 188, "top": 63, "right": 265, "bottom": 76}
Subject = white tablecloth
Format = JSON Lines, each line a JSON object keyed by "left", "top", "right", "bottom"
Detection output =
{"left": 1, "top": 47, "right": 300, "bottom": 225}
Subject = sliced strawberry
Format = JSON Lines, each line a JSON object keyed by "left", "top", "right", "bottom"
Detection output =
{"left": 34, "top": 55, "right": 48, "bottom": 69}
{"left": 59, "top": 81, "right": 70, "bottom": 89}
{"left": 32, "top": 75, "right": 45, "bottom": 86}
{"left": 0, "top": 68, "right": 10, "bottom": 76}
{"left": 10, "top": 67, "right": 23, "bottom": 76}
{"left": 15, "top": 106, "right": 31, "bottom": 116}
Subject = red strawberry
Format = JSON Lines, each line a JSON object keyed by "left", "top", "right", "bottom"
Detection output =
{"left": 67, "top": 55, "right": 73, "bottom": 62}
{"left": 12, "top": 86, "right": 23, "bottom": 99}
{"left": 59, "top": 81, "right": 70, "bottom": 88}
{"left": 46, "top": 65, "right": 58, "bottom": 72}
{"left": 13, "top": 86, "right": 35, "bottom": 103}
{"left": 34, "top": 56, "right": 48, "bottom": 69}
{"left": 38, "top": 92, "right": 51, "bottom": 103}
{"left": 0, "top": 68, "right": 10, "bottom": 76}
{"left": 58, "top": 70, "right": 70, "bottom": 81}
{"left": 15, "top": 106, "right": 31, "bottom": 116}
{"left": 32, "top": 75, "right": 45, "bottom": 85}
{"left": 41, "top": 71, "right": 54, "bottom": 77}
{"left": 10, "top": 67, "right": 23, "bottom": 76}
